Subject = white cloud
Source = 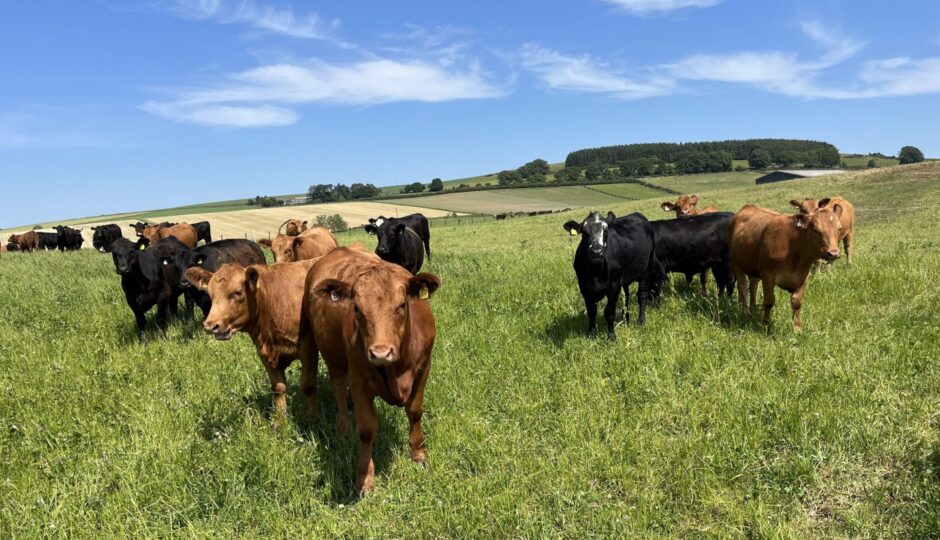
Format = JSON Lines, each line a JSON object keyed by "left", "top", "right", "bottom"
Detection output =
{"left": 166, "top": 0, "right": 337, "bottom": 39}
{"left": 602, "top": 0, "right": 722, "bottom": 15}
{"left": 520, "top": 44, "right": 675, "bottom": 99}
{"left": 143, "top": 59, "right": 506, "bottom": 127}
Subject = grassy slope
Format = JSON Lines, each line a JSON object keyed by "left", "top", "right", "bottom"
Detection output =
{"left": 2, "top": 163, "right": 940, "bottom": 536}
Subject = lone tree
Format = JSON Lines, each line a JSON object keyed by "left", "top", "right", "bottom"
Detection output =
{"left": 898, "top": 146, "right": 925, "bottom": 165}
{"left": 400, "top": 182, "right": 425, "bottom": 194}
{"left": 429, "top": 178, "right": 444, "bottom": 192}
{"left": 867, "top": 158, "right": 878, "bottom": 168}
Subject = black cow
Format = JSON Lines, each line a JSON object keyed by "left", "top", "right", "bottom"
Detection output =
{"left": 649, "top": 212, "right": 736, "bottom": 300}
{"left": 5, "top": 242, "right": 18, "bottom": 252}
{"left": 192, "top": 221, "right": 212, "bottom": 244}
{"left": 166, "top": 239, "right": 266, "bottom": 317}
{"left": 110, "top": 237, "right": 188, "bottom": 342}
{"left": 364, "top": 220, "right": 425, "bottom": 274}
{"left": 54, "top": 225, "right": 83, "bottom": 251}
{"left": 37, "top": 232, "right": 59, "bottom": 250}
{"left": 366, "top": 213, "right": 431, "bottom": 260}
{"left": 563, "top": 211, "right": 662, "bottom": 340}
{"left": 91, "top": 224, "right": 123, "bottom": 252}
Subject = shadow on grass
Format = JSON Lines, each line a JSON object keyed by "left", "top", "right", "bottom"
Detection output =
{"left": 196, "top": 370, "right": 405, "bottom": 505}
{"left": 543, "top": 312, "right": 589, "bottom": 348}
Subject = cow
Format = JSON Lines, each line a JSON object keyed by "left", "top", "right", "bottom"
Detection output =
{"left": 139, "top": 223, "right": 198, "bottom": 248}
{"left": 650, "top": 212, "right": 736, "bottom": 298}
{"left": 278, "top": 219, "right": 308, "bottom": 237}
{"left": 729, "top": 203, "right": 845, "bottom": 331}
{"left": 258, "top": 227, "right": 338, "bottom": 263}
{"left": 366, "top": 213, "right": 431, "bottom": 260}
{"left": 790, "top": 197, "right": 856, "bottom": 264}
{"left": 364, "top": 220, "right": 425, "bottom": 274}
{"left": 4, "top": 242, "right": 18, "bottom": 252}
{"left": 110, "top": 237, "right": 188, "bottom": 342}
{"left": 54, "top": 225, "right": 84, "bottom": 251}
{"left": 130, "top": 221, "right": 176, "bottom": 238}
{"left": 562, "top": 211, "right": 661, "bottom": 340}
{"left": 297, "top": 246, "right": 441, "bottom": 496}
{"left": 37, "top": 232, "right": 59, "bottom": 250}
{"left": 184, "top": 259, "right": 318, "bottom": 419}
{"left": 8, "top": 231, "right": 38, "bottom": 253}
{"left": 192, "top": 221, "right": 212, "bottom": 245}
{"left": 661, "top": 195, "right": 718, "bottom": 219}
{"left": 91, "top": 224, "right": 123, "bottom": 252}
{"left": 167, "top": 239, "right": 266, "bottom": 318}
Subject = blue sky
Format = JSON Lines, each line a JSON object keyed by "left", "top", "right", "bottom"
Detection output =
{"left": 3, "top": 0, "right": 940, "bottom": 227}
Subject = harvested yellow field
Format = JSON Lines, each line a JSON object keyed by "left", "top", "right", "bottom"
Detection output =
{"left": 3, "top": 202, "right": 457, "bottom": 249}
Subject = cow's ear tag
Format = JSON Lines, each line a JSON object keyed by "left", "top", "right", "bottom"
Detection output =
{"left": 569, "top": 229, "right": 578, "bottom": 236}
{"left": 419, "top": 286, "right": 429, "bottom": 300}
{"left": 330, "top": 291, "right": 340, "bottom": 302}
{"left": 162, "top": 260, "right": 168, "bottom": 266}
{"left": 139, "top": 244, "right": 146, "bottom": 250}
{"left": 201, "top": 284, "right": 208, "bottom": 290}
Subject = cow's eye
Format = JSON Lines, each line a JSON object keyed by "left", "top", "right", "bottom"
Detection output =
{"left": 398, "top": 301, "right": 406, "bottom": 312}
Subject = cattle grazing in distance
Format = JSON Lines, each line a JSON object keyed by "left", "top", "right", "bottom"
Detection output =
{"left": 650, "top": 212, "right": 736, "bottom": 298}
{"left": 37, "top": 232, "right": 59, "bottom": 250}
{"left": 563, "top": 211, "right": 662, "bottom": 340}
{"left": 169, "top": 239, "right": 266, "bottom": 317}
{"left": 790, "top": 196, "right": 856, "bottom": 264}
{"left": 298, "top": 246, "right": 441, "bottom": 496}
{"left": 258, "top": 227, "right": 338, "bottom": 263}
{"left": 364, "top": 220, "right": 425, "bottom": 274}
{"left": 729, "top": 203, "right": 845, "bottom": 330}
{"left": 279, "top": 219, "right": 308, "bottom": 237}
{"left": 661, "top": 195, "right": 718, "bottom": 219}
{"left": 185, "top": 259, "right": 318, "bottom": 418}
{"left": 192, "top": 221, "right": 212, "bottom": 245}
{"left": 110, "top": 237, "right": 189, "bottom": 342}
{"left": 54, "top": 225, "right": 84, "bottom": 251}
{"left": 8, "top": 231, "right": 38, "bottom": 253}
{"left": 367, "top": 213, "right": 431, "bottom": 260}
{"left": 139, "top": 223, "right": 198, "bottom": 248}
{"left": 92, "top": 224, "right": 124, "bottom": 252}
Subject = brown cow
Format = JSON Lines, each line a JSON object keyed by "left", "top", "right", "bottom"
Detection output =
{"left": 140, "top": 223, "right": 198, "bottom": 248}
{"left": 184, "top": 259, "right": 317, "bottom": 419}
{"left": 790, "top": 196, "right": 856, "bottom": 264}
{"left": 661, "top": 195, "right": 718, "bottom": 218}
{"left": 298, "top": 246, "right": 441, "bottom": 496}
{"left": 279, "top": 219, "right": 308, "bottom": 236}
{"left": 729, "top": 203, "right": 844, "bottom": 330}
{"left": 8, "top": 231, "right": 39, "bottom": 253}
{"left": 258, "top": 227, "right": 338, "bottom": 263}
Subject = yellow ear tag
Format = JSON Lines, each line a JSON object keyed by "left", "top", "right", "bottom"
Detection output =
{"left": 419, "top": 286, "right": 429, "bottom": 300}
{"left": 139, "top": 244, "right": 146, "bottom": 250}
{"left": 201, "top": 284, "right": 208, "bottom": 290}
{"left": 569, "top": 229, "right": 578, "bottom": 236}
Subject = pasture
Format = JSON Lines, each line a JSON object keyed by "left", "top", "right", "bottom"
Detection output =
{"left": 1, "top": 163, "right": 939, "bottom": 536}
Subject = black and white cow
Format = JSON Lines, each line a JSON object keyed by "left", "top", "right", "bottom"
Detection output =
{"left": 364, "top": 219, "right": 425, "bottom": 274}
{"left": 563, "top": 211, "right": 662, "bottom": 340}
{"left": 366, "top": 213, "right": 431, "bottom": 260}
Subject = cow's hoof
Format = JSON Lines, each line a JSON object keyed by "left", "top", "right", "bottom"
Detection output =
{"left": 606, "top": 333, "right": 616, "bottom": 342}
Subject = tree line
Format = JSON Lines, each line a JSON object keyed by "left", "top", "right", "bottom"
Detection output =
{"left": 307, "top": 183, "right": 383, "bottom": 203}
{"left": 497, "top": 159, "right": 551, "bottom": 185}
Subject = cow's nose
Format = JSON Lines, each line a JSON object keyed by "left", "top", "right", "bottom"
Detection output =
{"left": 825, "top": 249, "right": 840, "bottom": 261}
{"left": 369, "top": 345, "right": 395, "bottom": 363}
{"left": 203, "top": 321, "right": 219, "bottom": 334}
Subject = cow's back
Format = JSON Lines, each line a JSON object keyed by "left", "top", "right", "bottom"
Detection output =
{"left": 830, "top": 196, "right": 855, "bottom": 237}
{"left": 730, "top": 205, "right": 798, "bottom": 276}
{"left": 298, "top": 227, "right": 339, "bottom": 260}
{"left": 160, "top": 224, "right": 198, "bottom": 248}
{"left": 200, "top": 239, "right": 266, "bottom": 271}
{"left": 253, "top": 260, "right": 317, "bottom": 346}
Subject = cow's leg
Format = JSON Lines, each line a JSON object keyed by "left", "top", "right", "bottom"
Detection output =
{"left": 424, "top": 238, "right": 431, "bottom": 261}
{"left": 585, "top": 298, "right": 598, "bottom": 338}
{"left": 260, "top": 357, "right": 288, "bottom": 423}
{"left": 297, "top": 338, "right": 320, "bottom": 418}
{"left": 132, "top": 307, "right": 147, "bottom": 343}
{"left": 684, "top": 273, "right": 694, "bottom": 291}
{"left": 748, "top": 277, "right": 760, "bottom": 313}
{"left": 843, "top": 232, "right": 853, "bottom": 265}
{"left": 155, "top": 302, "right": 169, "bottom": 338}
{"left": 183, "top": 291, "right": 195, "bottom": 319}
{"left": 699, "top": 269, "right": 710, "bottom": 295}
{"left": 761, "top": 278, "right": 776, "bottom": 330}
{"left": 603, "top": 288, "right": 620, "bottom": 340}
{"left": 636, "top": 283, "right": 649, "bottom": 327}
{"left": 734, "top": 267, "right": 749, "bottom": 316}
{"left": 405, "top": 364, "right": 431, "bottom": 466}
{"left": 621, "top": 284, "right": 631, "bottom": 324}
{"left": 790, "top": 283, "right": 806, "bottom": 331}
{"left": 351, "top": 389, "right": 378, "bottom": 496}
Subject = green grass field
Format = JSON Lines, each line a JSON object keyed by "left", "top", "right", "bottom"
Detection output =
{"left": 842, "top": 156, "right": 900, "bottom": 168}
{"left": 2, "top": 163, "right": 939, "bottom": 536}
{"left": 646, "top": 171, "right": 762, "bottom": 194}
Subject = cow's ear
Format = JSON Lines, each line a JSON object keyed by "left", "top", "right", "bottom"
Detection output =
{"left": 136, "top": 238, "right": 149, "bottom": 250}
{"left": 364, "top": 224, "right": 377, "bottom": 235}
{"left": 690, "top": 195, "right": 699, "bottom": 205}
{"left": 408, "top": 273, "right": 441, "bottom": 300}
{"left": 789, "top": 199, "right": 805, "bottom": 212}
{"left": 185, "top": 267, "right": 214, "bottom": 290}
{"left": 193, "top": 254, "right": 207, "bottom": 266}
{"left": 661, "top": 202, "right": 676, "bottom": 212}
{"left": 316, "top": 279, "right": 352, "bottom": 302}
{"left": 138, "top": 251, "right": 161, "bottom": 281}
{"left": 794, "top": 213, "right": 810, "bottom": 229}
{"left": 368, "top": 218, "right": 377, "bottom": 224}
{"left": 563, "top": 221, "right": 581, "bottom": 236}
{"left": 831, "top": 203, "right": 843, "bottom": 218}
{"left": 302, "top": 221, "right": 308, "bottom": 226}
{"left": 605, "top": 211, "right": 616, "bottom": 224}
{"left": 817, "top": 198, "right": 831, "bottom": 208}
{"left": 258, "top": 238, "right": 272, "bottom": 248}
{"left": 245, "top": 267, "right": 261, "bottom": 293}
{"left": 292, "top": 236, "right": 305, "bottom": 249}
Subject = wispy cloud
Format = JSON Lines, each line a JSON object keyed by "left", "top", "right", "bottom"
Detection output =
{"left": 520, "top": 44, "right": 675, "bottom": 99}
{"left": 521, "top": 21, "right": 940, "bottom": 101}
{"left": 165, "top": 0, "right": 338, "bottom": 39}
{"left": 602, "top": 0, "right": 722, "bottom": 16}
{"left": 142, "top": 59, "right": 506, "bottom": 127}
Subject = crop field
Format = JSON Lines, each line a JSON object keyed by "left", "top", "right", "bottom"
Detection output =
{"left": 2, "top": 163, "right": 939, "bottom": 536}
{"left": 645, "top": 171, "right": 762, "bottom": 194}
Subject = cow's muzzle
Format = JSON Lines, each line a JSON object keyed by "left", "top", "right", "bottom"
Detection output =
{"left": 203, "top": 321, "right": 234, "bottom": 341}
{"left": 368, "top": 345, "right": 398, "bottom": 367}
{"left": 822, "top": 249, "right": 840, "bottom": 261}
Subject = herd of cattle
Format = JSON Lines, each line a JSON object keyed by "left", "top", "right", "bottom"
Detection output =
{"left": 2, "top": 197, "right": 854, "bottom": 495}
{"left": 4, "top": 225, "right": 85, "bottom": 252}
